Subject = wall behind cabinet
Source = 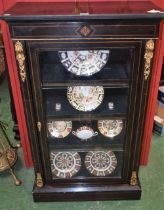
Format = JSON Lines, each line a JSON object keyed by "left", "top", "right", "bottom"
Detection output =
{"left": 2, "top": 0, "right": 164, "bottom": 11}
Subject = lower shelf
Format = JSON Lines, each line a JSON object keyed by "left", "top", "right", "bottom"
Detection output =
{"left": 33, "top": 182, "right": 141, "bottom": 202}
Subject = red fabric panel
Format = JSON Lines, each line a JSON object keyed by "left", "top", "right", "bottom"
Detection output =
{"left": 4, "top": 1, "right": 162, "bottom": 15}
{"left": 140, "top": 20, "right": 164, "bottom": 165}
{"left": 0, "top": 20, "right": 33, "bottom": 167}
{"left": 0, "top": 0, "right": 5, "bottom": 14}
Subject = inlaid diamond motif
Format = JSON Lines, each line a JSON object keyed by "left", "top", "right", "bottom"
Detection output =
{"left": 78, "top": 25, "right": 93, "bottom": 37}
{"left": 80, "top": 26, "right": 91, "bottom": 36}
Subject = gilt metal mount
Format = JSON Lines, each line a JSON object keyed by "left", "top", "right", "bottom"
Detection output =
{"left": 144, "top": 39, "right": 155, "bottom": 80}
{"left": 36, "top": 173, "right": 43, "bottom": 188}
{"left": 15, "top": 41, "right": 26, "bottom": 82}
{"left": 130, "top": 171, "right": 138, "bottom": 186}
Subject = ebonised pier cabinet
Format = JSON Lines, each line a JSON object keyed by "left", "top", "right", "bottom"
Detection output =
{"left": 3, "top": 1, "right": 164, "bottom": 202}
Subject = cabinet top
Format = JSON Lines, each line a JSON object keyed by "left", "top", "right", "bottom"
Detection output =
{"left": 2, "top": 1, "right": 164, "bottom": 21}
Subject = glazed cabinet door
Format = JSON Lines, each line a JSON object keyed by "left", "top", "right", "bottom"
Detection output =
{"left": 15, "top": 39, "right": 154, "bottom": 186}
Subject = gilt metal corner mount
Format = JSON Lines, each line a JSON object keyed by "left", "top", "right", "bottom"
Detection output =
{"left": 144, "top": 39, "right": 155, "bottom": 81}
{"left": 15, "top": 41, "right": 26, "bottom": 82}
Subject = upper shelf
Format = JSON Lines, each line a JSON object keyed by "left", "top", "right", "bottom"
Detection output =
{"left": 2, "top": 1, "right": 164, "bottom": 21}
{"left": 40, "top": 48, "right": 132, "bottom": 86}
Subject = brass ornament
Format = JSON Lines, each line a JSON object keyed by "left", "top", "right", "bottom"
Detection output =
{"left": 144, "top": 39, "right": 154, "bottom": 80}
{"left": 36, "top": 173, "right": 43, "bottom": 188}
{"left": 130, "top": 171, "right": 138, "bottom": 186}
{"left": 15, "top": 41, "right": 26, "bottom": 82}
{"left": 0, "top": 147, "right": 17, "bottom": 172}
{"left": 0, "top": 120, "right": 22, "bottom": 186}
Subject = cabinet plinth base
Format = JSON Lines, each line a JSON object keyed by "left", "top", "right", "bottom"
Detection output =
{"left": 33, "top": 183, "right": 141, "bottom": 202}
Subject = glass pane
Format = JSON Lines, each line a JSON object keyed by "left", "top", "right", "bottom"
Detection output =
{"left": 43, "top": 87, "right": 129, "bottom": 119}
{"left": 39, "top": 48, "right": 133, "bottom": 85}
{"left": 49, "top": 150, "right": 123, "bottom": 179}
{"left": 47, "top": 119, "right": 126, "bottom": 150}
{"left": 38, "top": 45, "right": 134, "bottom": 181}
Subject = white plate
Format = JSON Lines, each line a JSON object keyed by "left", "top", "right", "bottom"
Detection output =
{"left": 58, "top": 50, "right": 110, "bottom": 76}
{"left": 98, "top": 120, "right": 123, "bottom": 138}
{"left": 50, "top": 151, "right": 81, "bottom": 178}
{"left": 85, "top": 150, "right": 117, "bottom": 176}
{"left": 67, "top": 86, "right": 104, "bottom": 112}
{"left": 47, "top": 121, "right": 72, "bottom": 138}
{"left": 72, "top": 126, "right": 98, "bottom": 140}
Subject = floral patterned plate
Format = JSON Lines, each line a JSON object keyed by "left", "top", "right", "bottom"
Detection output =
{"left": 85, "top": 150, "right": 117, "bottom": 176}
{"left": 98, "top": 120, "right": 123, "bottom": 138}
{"left": 50, "top": 151, "right": 81, "bottom": 178}
{"left": 58, "top": 50, "right": 110, "bottom": 76}
{"left": 47, "top": 121, "right": 72, "bottom": 138}
{"left": 67, "top": 86, "right": 104, "bottom": 112}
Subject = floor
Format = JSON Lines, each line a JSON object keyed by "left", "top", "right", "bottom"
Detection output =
{"left": 0, "top": 78, "right": 164, "bottom": 210}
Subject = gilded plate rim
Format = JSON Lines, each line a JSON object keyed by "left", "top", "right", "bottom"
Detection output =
{"left": 85, "top": 150, "right": 117, "bottom": 177}
{"left": 67, "top": 86, "right": 104, "bottom": 112}
{"left": 47, "top": 120, "right": 72, "bottom": 138}
{"left": 50, "top": 151, "right": 81, "bottom": 178}
{"left": 98, "top": 119, "right": 123, "bottom": 138}
{"left": 58, "top": 50, "right": 110, "bottom": 76}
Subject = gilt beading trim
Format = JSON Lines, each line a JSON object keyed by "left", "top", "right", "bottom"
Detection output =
{"left": 15, "top": 41, "right": 26, "bottom": 82}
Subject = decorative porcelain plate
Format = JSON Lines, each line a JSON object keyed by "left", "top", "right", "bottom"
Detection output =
{"left": 50, "top": 151, "right": 81, "bottom": 178}
{"left": 58, "top": 50, "right": 110, "bottom": 76}
{"left": 47, "top": 121, "right": 72, "bottom": 138}
{"left": 85, "top": 150, "right": 117, "bottom": 176}
{"left": 67, "top": 86, "right": 104, "bottom": 112}
{"left": 72, "top": 126, "right": 98, "bottom": 141}
{"left": 98, "top": 120, "right": 123, "bottom": 138}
